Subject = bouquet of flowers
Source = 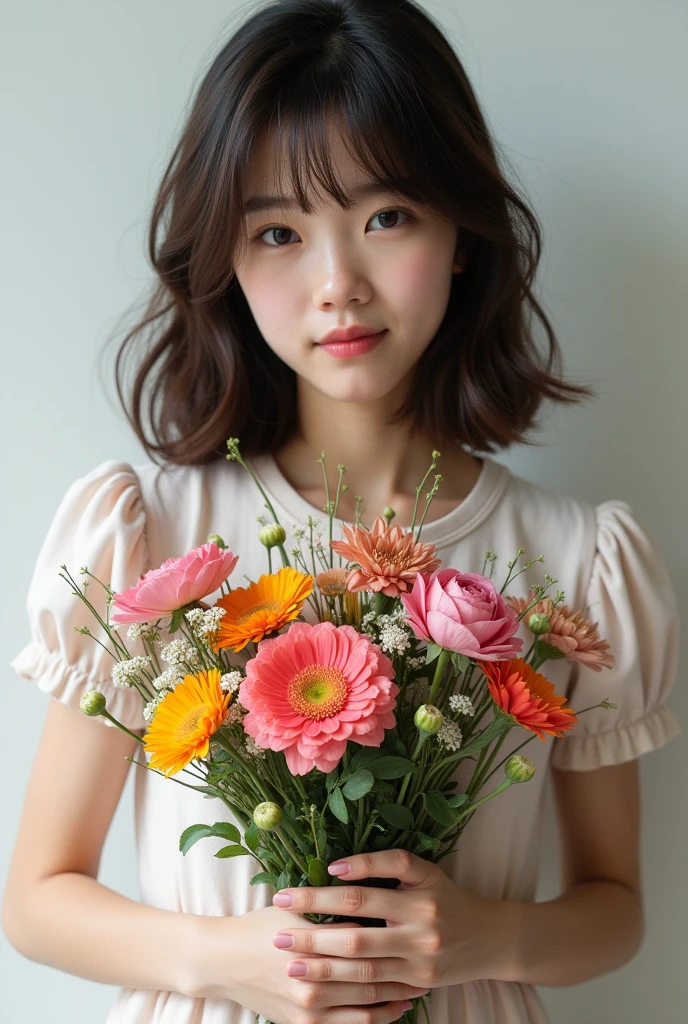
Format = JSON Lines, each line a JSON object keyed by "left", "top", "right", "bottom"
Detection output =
{"left": 66, "top": 439, "right": 616, "bottom": 1024}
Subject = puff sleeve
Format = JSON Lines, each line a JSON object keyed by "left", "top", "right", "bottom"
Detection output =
{"left": 549, "top": 500, "right": 681, "bottom": 771}
{"left": 9, "top": 461, "right": 149, "bottom": 732}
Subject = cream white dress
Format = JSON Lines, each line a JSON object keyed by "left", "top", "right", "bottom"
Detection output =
{"left": 10, "top": 452, "right": 681, "bottom": 1024}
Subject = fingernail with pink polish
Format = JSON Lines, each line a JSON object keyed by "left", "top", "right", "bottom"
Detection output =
{"left": 287, "top": 962, "right": 308, "bottom": 977}
{"left": 400, "top": 1001, "right": 414, "bottom": 1012}
{"left": 327, "top": 861, "right": 350, "bottom": 875}
{"left": 273, "top": 934, "right": 294, "bottom": 948}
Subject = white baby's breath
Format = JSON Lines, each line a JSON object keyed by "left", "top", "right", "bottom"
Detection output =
{"left": 220, "top": 670, "right": 243, "bottom": 693}
{"left": 111, "top": 655, "right": 152, "bottom": 688}
{"left": 185, "top": 606, "right": 226, "bottom": 639}
{"left": 437, "top": 721, "right": 463, "bottom": 751}
{"left": 152, "top": 667, "right": 183, "bottom": 692}
{"left": 378, "top": 622, "right": 411, "bottom": 656}
{"left": 126, "top": 622, "right": 160, "bottom": 642}
{"left": 222, "top": 703, "right": 246, "bottom": 727}
{"left": 243, "top": 735, "right": 266, "bottom": 760}
{"left": 158, "top": 638, "right": 202, "bottom": 669}
{"left": 143, "top": 689, "right": 171, "bottom": 722}
{"left": 448, "top": 694, "right": 475, "bottom": 717}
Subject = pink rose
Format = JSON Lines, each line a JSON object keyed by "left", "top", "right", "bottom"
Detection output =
{"left": 400, "top": 568, "right": 524, "bottom": 661}
{"left": 111, "top": 542, "right": 239, "bottom": 624}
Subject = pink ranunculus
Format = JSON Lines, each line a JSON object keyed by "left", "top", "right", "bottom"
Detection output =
{"left": 239, "top": 620, "right": 399, "bottom": 775}
{"left": 111, "top": 542, "right": 239, "bottom": 624}
{"left": 400, "top": 568, "right": 524, "bottom": 661}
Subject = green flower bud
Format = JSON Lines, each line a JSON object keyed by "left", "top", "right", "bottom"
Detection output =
{"left": 207, "top": 534, "right": 227, "bottom": 549}
{"left": 253, "top": 801, "right": 284, "bottom": 831}
{"left": 414, "top": 704, "right": 443, "bottom": 734}
{"left": 504, "top": 754, "right": 536, "bottom": 783}
{"left": 79, "top": 690, "right": 107, "bottom": 716}
{"left": 382, "top": 506, "right": 396, "bottom": 523}
{"left": 528, "top": 613, "right": 550, "bottom": 635}
{"left": 259, "top": 524, "right": 287, "bottom": 549}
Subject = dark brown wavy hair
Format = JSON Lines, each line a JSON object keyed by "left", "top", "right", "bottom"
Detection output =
{"left": 107, "top": 0, "right": 595, "bottom": 467}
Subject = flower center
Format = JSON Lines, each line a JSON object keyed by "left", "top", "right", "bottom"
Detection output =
{"left": 287, "top": 664, "right": 348, "bottom": 719}
{"left": 372, "top": 543, "right": 413, "bottom": 570}
{"left": 176, "top": 705, "right": 210, "bottom": 740}
{"left": 236, "top": 599, "right": 283, "bottom": 625}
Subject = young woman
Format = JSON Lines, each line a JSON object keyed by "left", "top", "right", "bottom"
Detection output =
{"left": 3, "top": 2, "right": 680, "bottom": 1023}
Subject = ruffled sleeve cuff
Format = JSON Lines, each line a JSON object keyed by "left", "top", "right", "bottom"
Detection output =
{"left": 550, "top": 703, "right": 681, "bottom": 771}
{"left": 10, "top": 640, "right": 145, "bottom": 733}
{"left": 548, "top": 499, "right": 681, "bottom": 772}
{"left": 10, "top": 460, "right": 149, "bottom": 734}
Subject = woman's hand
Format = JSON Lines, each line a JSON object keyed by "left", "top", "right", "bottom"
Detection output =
{"left": 271, "top": 850, "right": 516, "bottom": 991}
{"left": 188, "top": 904, "right": 430, "bottom": 1023}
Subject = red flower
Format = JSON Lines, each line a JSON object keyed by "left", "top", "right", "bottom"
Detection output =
{"left": 480, "top": 658, "right": 577, "bottom": 740}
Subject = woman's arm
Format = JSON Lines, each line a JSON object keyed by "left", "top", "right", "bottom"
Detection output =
{"left": 1, "top": 699, "right": 202, "bottom": 997}
{"left": 501, "top": 759, "right": 644, "bottom": 987}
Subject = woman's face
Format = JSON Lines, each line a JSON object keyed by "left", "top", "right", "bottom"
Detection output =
{"left": 232, "top": 128, "right": 462, "bottom": 405}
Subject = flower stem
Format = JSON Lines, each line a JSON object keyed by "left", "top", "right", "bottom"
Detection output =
{"left": 427, "top": 648, "right": 451, "bottom": 706}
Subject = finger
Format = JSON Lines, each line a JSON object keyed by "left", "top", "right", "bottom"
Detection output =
{"left": 324, "top": 998, "right": 418, "bottom": 1023}
{"left": 273, "top": 882, "right": 424, "bottom": 925}
{"left": 273, "top": 924, "right": 408, "bottom": 958}
{"left": 289, "top": 977, "right": 430, "bottom": 1010}
{"left": 327, "top": 849, "right": 434, "bottom": 889}
{"left": 287, "top": 953, "right": 414, "bottom": 985}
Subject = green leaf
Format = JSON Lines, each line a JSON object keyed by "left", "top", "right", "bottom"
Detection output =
{"left": 450, "top": 652, "right": 472, "bottom": 673}
{"left": 413, "top": 832, "right": 441, "bottom": 854}
{"left": 348, "top": 747, "right": 387, "bottom": 772}
{"left": 250, "top": 871, "right": 277, "bottom": 886}
{"left": 307, "top": 858, "right": 330, "bottom": 886}
{"left": 378, "top": 803, "right": 414, "bottom": 830}
{"left": 179, "top": 824, "right": 215, "bottom": 856}
{"left": 315, "top": 826, "right": 328, "bottom": 856}
{"left": 424, "top": 791, "right": 459, "bottom": 827}
{"left": 425, "top": 642, "right": 443, "bottom": 665}
{"left": 329, "top": 787, "right": 349, "bottom": 824}
{"left": 325, "top": 767, "right": 339, "bottom": 792}
{"left": 534, "top": 639, "right": 568, "bottom": 662}
{"left": 168, "top": 607, "right": 185, "bottom": 634}
{"left": 447, "top": 793, "right": 469, "bottom": 808}
{"left": 342, "top": 769, "right": 375, "bottom": 800}
{"left": 215, "top": 844, "right": 252, "bottom": 859}
{"left": 368, "top": 756, "right": 417, "bottom": 780}
{"left": 244, "top": 822, "right": 260, "bottom": 853}
{"left": 210, "top": 821, "right": 241, "bottom": 844}
{"left": 275, "top": 866, "right": 292, "bottom": 891}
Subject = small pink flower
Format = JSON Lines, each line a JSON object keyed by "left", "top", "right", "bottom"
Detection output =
{"left": 239, "top": 620, "right": 399, "bottom": 775}
{"left": 111, "top": 542, "right": 239, "bottom": 623}
{"left": 400, "top": 568, "right": 524, "bottom": 661}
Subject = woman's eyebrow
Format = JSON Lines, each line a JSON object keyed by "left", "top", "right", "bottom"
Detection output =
{"left": 242, "top": 182, "right": 401, "bottom": 215}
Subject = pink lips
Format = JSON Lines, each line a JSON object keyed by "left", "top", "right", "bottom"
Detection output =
{"left": 317, "top": 326, "right": 387, "bottom": 358}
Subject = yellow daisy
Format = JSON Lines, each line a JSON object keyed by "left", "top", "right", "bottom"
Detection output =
{"left": 143, "top": 667, "right": 230, "bottom": 777}
{"left": 212, "top": 567, "right": 314, "bottom": 652}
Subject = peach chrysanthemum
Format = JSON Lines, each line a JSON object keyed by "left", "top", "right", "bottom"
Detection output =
{"left": 481, "top": 658, "right": 578, "bottom": 740}
{"left": 505, "top": 591, "right": 615, "bottom": 671}
{"left": 316, "top": 567, "right": 351, "bottom": 597}
{"left": 239, "top": 620, "right": 399, "bottom": 775}
{"left": 212, "top": 567, "right": 313, "bottom": 652}
{"left": 330, "top": 515, "right": 441, "bottom": 598}
{"left": 143, "top": 668, "right": 231, "bottom": 777}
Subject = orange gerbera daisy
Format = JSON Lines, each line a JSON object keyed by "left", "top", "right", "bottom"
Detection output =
{"left": 480, "top": 658, "right": 578, "bottom": 740}
{"left": 212, "top": 567, "right": 313, "bottom": 652}
{"left": 143, "top": 667, "right": 231, "bottom": 777}
{"left": 505, "top": 591, "right": 615, "bottom": 671}
{"left": 330, "top": 515, "right": 441, "bottom": 597}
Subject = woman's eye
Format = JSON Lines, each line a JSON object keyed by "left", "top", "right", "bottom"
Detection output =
{"left": 255, "top": 208, "right": 410, "bottom": 247}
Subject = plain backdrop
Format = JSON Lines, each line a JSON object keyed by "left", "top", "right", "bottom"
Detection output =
{"left": 1, "top": 2, "right": 686, "bottom": 1021}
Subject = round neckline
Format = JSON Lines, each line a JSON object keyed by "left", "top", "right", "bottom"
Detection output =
{"left": 247, "top": 450, "right": 510, "bottom": 549}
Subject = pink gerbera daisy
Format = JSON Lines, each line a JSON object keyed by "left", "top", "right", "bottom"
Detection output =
{"left": 239, "top": 621, "right": 399, "bottom": 775}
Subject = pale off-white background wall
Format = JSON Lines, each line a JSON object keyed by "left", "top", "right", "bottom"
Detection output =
{"left": 1, "top": 2, "right": 686, "bottom": 1021}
